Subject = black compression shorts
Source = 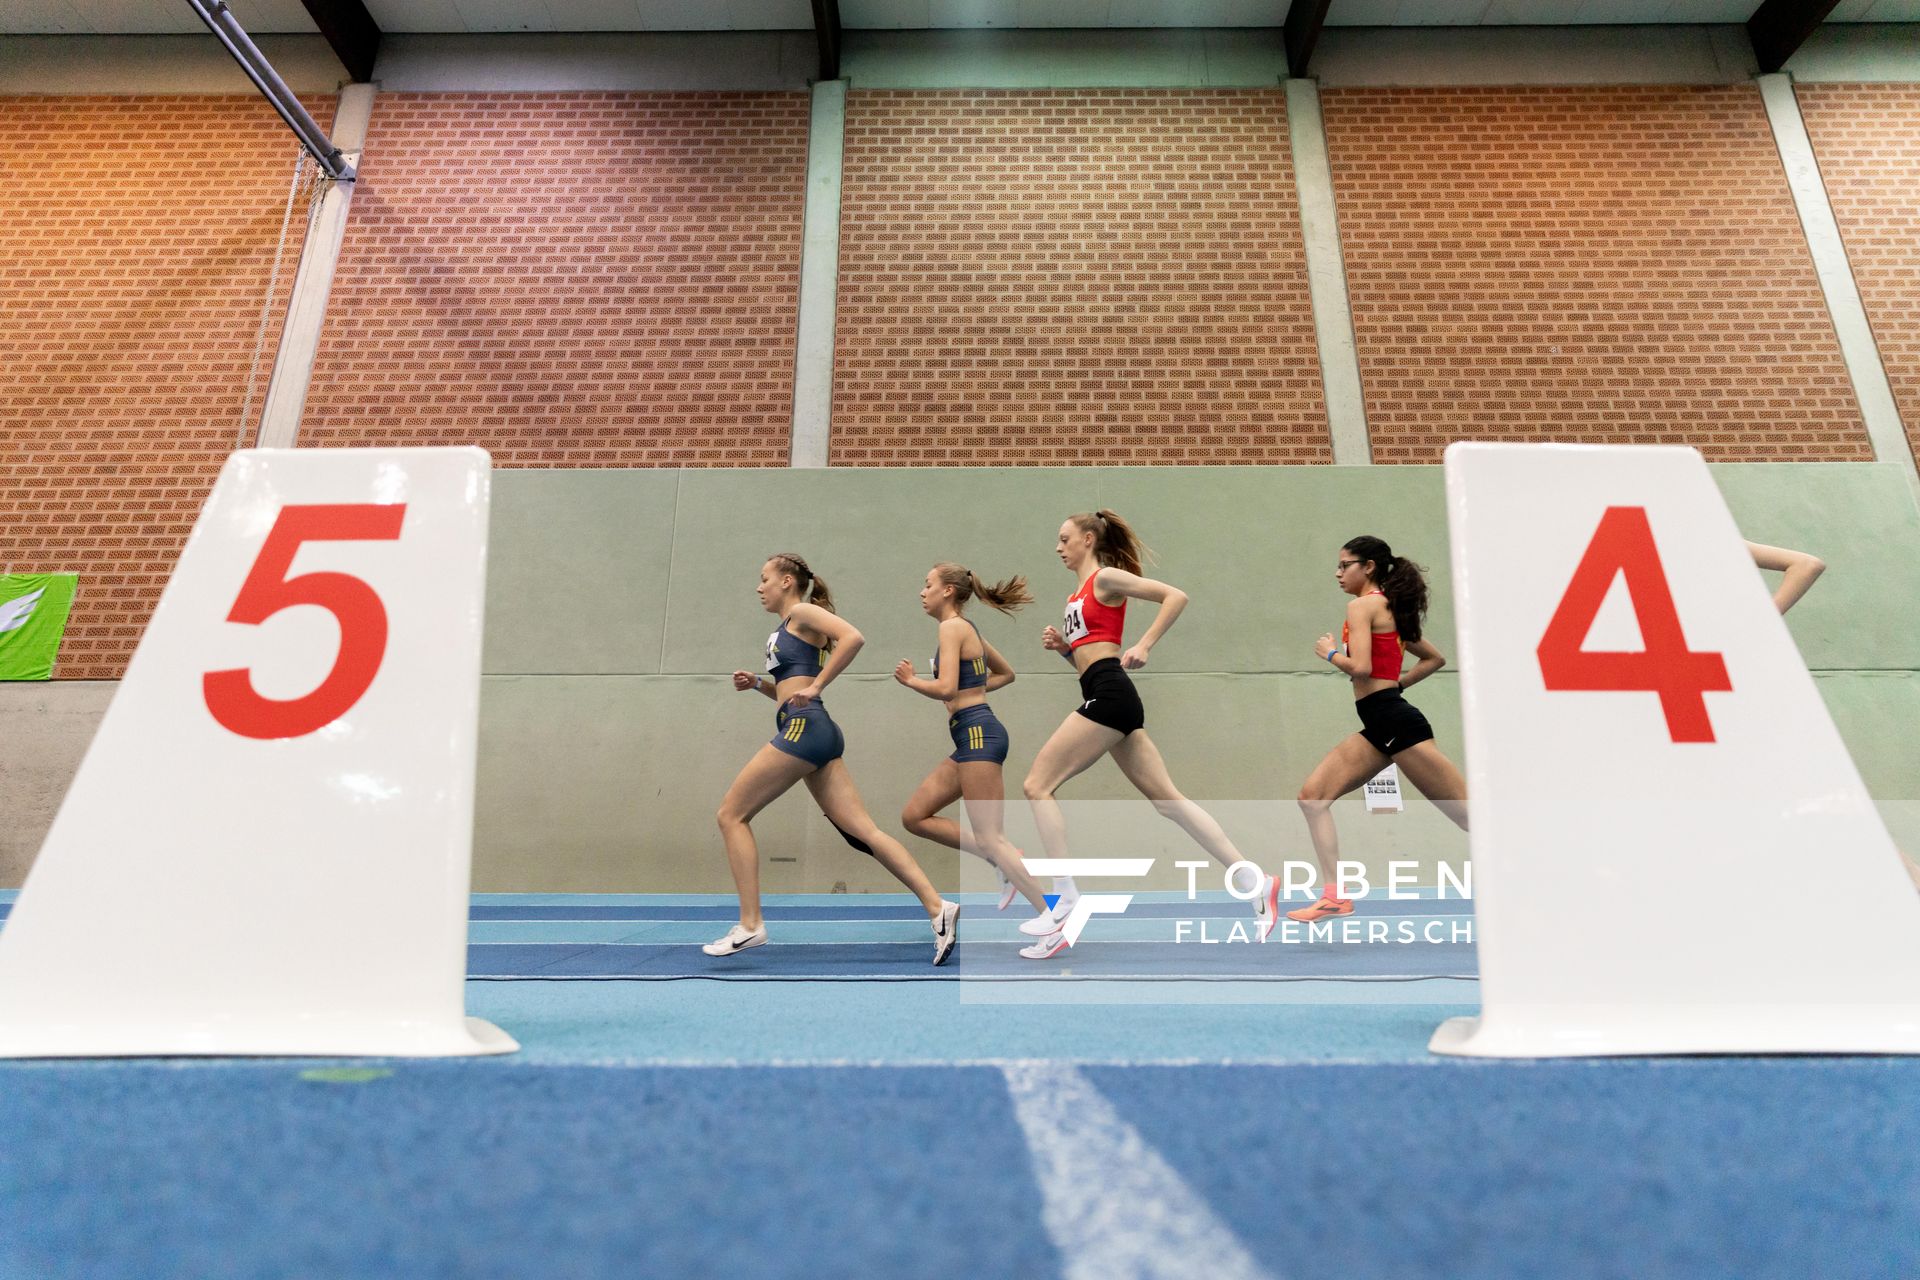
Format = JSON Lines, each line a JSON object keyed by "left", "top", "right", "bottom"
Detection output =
{"left": 1074, "top": 657, "right": 1145, "bottom": 736}
{"left": 1354, "top": 686, "right": 1434, "bottom": 756}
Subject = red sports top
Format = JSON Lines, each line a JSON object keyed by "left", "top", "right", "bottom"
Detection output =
{"left": 1342, "top": 591, "right": 1404, "bottom": 681}
{"left": 1064, "top": 572, "right": 1126, "bottom": 648}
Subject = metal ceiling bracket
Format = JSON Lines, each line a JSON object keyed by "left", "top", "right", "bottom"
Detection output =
{"left": 185, "top": 0, "right": 355, "bottom": 181}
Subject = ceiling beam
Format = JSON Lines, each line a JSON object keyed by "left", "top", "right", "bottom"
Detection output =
{"left": 299, "top": 0, "right": 382, "bottom": 84}
{"left": 1283, "top": 0, "right": 1334, "bottom": 79}
{"left": 1747, "top": 0, "right": 1842, "bottom": 75}
{"left": 811, "top": 0, "right": 842, "bottom": 82}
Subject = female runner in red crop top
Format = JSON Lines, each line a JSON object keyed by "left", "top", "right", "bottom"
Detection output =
{"left": 1289, "top": 535, "right": 1468, "bottom": 923}
{"left": 1019, "top": 509, "right": 1273, "bottom": 959}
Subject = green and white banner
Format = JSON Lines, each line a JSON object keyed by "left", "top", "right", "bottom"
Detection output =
{"left": 0, "top": 574, "right": 78, "bottom": 681}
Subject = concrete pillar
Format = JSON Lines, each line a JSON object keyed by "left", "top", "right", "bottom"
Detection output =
{"left": 1285, "top": 78, "right": 1370, "bottom": 466}
{"left": 255, "top": 81, "right": 376, "bottom": 449}
{"left": 1756, "top": 72, "right": 1917, "bottom": 501}
{"left": 790, "top": 79, "right": 848, "bottom": 469}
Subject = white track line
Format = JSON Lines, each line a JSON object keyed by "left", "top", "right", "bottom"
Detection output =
{"left": 1001, "top": 1061, "right": 1277, "bottom": 1280}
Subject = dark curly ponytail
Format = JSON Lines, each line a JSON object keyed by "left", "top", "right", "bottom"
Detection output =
{"left": 1343, "top": 535, "right": 1428, "bottom": 644}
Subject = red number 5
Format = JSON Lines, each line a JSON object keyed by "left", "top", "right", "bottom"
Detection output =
{"left": 1537, "top": 506, "right": 1731, "bottom": 743}
{"left": 203, "top": 504, "right": 407, "bottom": 741}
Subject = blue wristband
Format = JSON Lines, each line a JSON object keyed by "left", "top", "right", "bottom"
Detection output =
{"left": 1324, "top": 647, "right": 1343, "bottom": 665}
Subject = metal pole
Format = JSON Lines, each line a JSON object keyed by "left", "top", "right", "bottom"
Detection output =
{"left": 184, "top": 0, "right": 355, "bottom": 181}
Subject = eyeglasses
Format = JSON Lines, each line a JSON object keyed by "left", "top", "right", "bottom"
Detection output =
{"left": 1336, "top": 559, "right": 1362, "bottom": 571}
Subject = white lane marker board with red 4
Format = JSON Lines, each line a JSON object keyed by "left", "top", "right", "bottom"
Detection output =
{"left": 1432, "top": 443, "right": 1920, "bottom": 1058}
{"left": 0, "top": 448, "right": 516, "bottom": 1058}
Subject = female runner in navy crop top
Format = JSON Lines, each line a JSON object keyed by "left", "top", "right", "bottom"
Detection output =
{"left": 1290, "top": 536, "right": 1468, "bottom": 923}
{"left": 708, "top": 553, "right": 960, "bottom": 965}
{"left": 894, "top": 563, "right": 1058, "bottom": 938}
{"left": 1019, "top": 509, "right": 1274, "bottom": 959}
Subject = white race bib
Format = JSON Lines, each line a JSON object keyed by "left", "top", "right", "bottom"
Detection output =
{"left": 1063, "top": 598, "right": 1088, "bottom": 645}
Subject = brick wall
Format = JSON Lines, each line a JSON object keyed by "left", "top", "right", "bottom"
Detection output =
{"left": 833, "top": 89, "right": 1328, "bottom": 466}
{"left": 1321, "top": 86, "right": 1868, "bottom": 464}
{"left": 11, "top": 84, "right": 1912, "bottom": 684}
{"left": 0, "top": 95, "right": 330, "bottom": 680}
{"left": 1797, "top": 83, "right": 1920, "bottom": 464}
{"left": 302, "top": 92, "right": 810, "bottom": 466}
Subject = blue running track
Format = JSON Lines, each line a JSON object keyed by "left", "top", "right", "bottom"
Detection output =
{"left": 2, "top": 892, "right": 1915, "bottom": 1280}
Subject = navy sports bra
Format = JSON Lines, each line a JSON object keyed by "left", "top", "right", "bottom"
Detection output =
{"left": 932, "top": 618, "right": 990, "bottom": 691}
{"left": 765, "top": 619, "right": 824, "bottom": 681}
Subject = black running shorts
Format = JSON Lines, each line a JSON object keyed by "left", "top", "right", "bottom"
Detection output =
{"left": 1074, "top": 657, "right": 1146, "bottom": 736}
{"left": 1354, "top": 686, "right": 1434, "bottom": 757}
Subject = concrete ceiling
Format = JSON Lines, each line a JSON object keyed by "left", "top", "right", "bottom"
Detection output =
{"left": 5, "top": 0, "right": 1918, "bottom": 33}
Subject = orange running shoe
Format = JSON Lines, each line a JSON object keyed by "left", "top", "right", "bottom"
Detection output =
{"left": 1285, "top": 896, "right": 1354, "bottom": 923}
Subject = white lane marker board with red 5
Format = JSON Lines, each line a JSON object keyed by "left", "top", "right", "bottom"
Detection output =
{"left": 0, "top": 448, "right": 516, "bottom": 1058}
{"left": 1431, "top": 442, "right": 1920, "bottom": 1058}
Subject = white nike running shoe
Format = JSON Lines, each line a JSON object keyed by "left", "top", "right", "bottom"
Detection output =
{"left": 1251, "top": 869, "right": 1278, "bottom": 943}
{"left": 995, "top": 866, "right": 1017, "bottom": 911}
{"left": 932, "top": 899, "right": 961, "bottom": 966}
{"left": 1020, "top": 927, "right": 1069, "bottom": 960}
{"left": 702, "top": 923, "right": 767, "bottom": 956}
{"left": 1019, "top": 893, "right": 1079, "bottom": 937}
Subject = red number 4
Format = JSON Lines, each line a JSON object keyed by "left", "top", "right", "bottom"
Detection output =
{"left": 1536, "top": 506, "right": 1732, "bottom": 744}
{"left": 203, "top": 504, "right": 407, "bottom": 741}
